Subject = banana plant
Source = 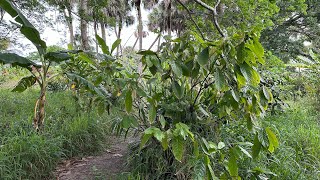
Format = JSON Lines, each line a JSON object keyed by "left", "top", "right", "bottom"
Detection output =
{"left": 0, "top": 1, "right": 75, "bottom": 130}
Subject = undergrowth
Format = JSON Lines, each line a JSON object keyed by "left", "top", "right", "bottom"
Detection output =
{"left": 123, "top": 98, "right": 320, "bottom": 179}
{"left": 0, "top": 89, "right": 111, "bottom": 179}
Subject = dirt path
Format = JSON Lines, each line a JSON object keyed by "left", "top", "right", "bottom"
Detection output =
{"left": 54, "top": 136, "right": 135, "bottom": 180}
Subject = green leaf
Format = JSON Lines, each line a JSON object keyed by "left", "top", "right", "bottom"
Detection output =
{"left": 236, "top": 42, "right": 246, "bottom": 63}
{"left": 172, "top": 81, "right": 184, "bottom": 99}
{"left": 96, "top": 34, "right": 110, "bottom": 55}
{"left": 239, "top": 146, "right": 252, "bottom": 159}
{"left": 239, "top": 63, "right": 260, "bottom": 86}
{"left": 125, "top": 90, "right": 133, "bottom": 113}
{"left": 171, "top": 62, "right": 182, "bottom": 78}
{"left": 12, "top": 76, "right": 37, "bottom": 92}
{"left": 215, "top": 68, "right": 225, "bottom": 91}
{"left": 79, "top": 52, "right": 95, "bottom": 65}
{"left": 121, "top": 115, "right": 137, "bottom": 129}
{"left": 181, "top": 62, "right": 191, "bottom": 77}
{"left": 231, "top": 89, "right": 240, "bottom": 102}
{"left": 20, "top": 26, "right": 47, "bottom": 53}
{"left": 153, "top": 128, "right": 165, "bottom": 142}
{"left": 228, "top": 151, "right": 238, "bottom": 178}
{"left": 161, "top": 133, "right": 169, "bottom": 150}
{"left": 248, "top": 36, "right": 265, "bottom": 64}
{"left": 262, "top": 86, "right": 273, "bottom": 102}
{"left": 191, "top": 62, "right": 200, "bottom": 78}
{"left": 159, "top": 115, "right": 166, "bottom": 129}
{"left": 149, "top": 105, "right": 157, "bottom": 124}
{"left": 45, "top": 51, "right": 72, "bottom": 63}
{"left": 206, "top": 159, "right": 217, "bottom": 180}
{"left": 0, "top": 1, "right": 46, "bottom": 53}
{"left": 218, "top": 142, "right": 226, "bottom": 149}
{"left": 140, "top": 133, "right": 153, "bottom": 149}
{"left": 137, "top": 86, "right": 147, "bottom": 97}
{"left": 252, "top": 134, "right": 262, "bottom": 160}
{"left": 266, "top": 127, "right": 279, "bottom": 153}
{"left": 172, "top": 136, "right": 185, "bottom": 162}
{"left": 198, "top": 47, "right": 209, "bottom": 66}
{"left": 111, "top": 39, "right": 121, "bottom": 54}
{"left": 0, "top": 53, "right": 40, "bottom": 68}
{"left": 137, "top": 50, "right": 157, "bottom": 56}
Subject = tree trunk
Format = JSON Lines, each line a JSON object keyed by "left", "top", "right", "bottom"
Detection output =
{"left": 63, "top": 7, "right": 74, "bottom": 47}
{"left": 136, "top": 0, "right": 143, "bottom": 74}
{"left": 168, "top": 0, "right": 172, "bottom": 38}
{"left": 94, "top": 20, "right": 98, "bottom": 53}
{"left": 80, "top": 0, "right": 90, "bottom": 50}
{"left": 33, "top": 88, "right": 46, "bottom": 131}
{"left": 137, "top": 1, "right": 143, "bottom": 50}
{"left": 117, "top": 17, "right": 122, "bottom": 56}
{"left": 101, "top": 22, "right": 106, "bottom": 41}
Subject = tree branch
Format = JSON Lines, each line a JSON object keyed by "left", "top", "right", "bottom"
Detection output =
{"left": 175, "top": 0, "right": 206, "bottom": 40}
{"left": 193, "top": 0, "right": 226, "bottom": 38}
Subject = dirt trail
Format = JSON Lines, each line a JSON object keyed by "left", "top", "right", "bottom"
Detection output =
{"left": 55, "top": 136, "right": 135, "bottom": 180}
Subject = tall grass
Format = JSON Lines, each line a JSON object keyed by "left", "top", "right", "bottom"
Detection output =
{"left": 0, "top": 89, "right": 111, "bottom": 179}
{"left": 258, "top": 99, "right": 320, "bottom": 179}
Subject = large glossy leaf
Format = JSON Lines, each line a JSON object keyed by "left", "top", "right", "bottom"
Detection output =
{"left": 149, "top": 105, "right": 157, "bottom": 124}
{"left": 215, "top": 68, "right": 225, "bottom": 91}
{"left": 12, "top": 76, "right": 37, "bottom": 92}
{"left": 172, "top": 136, "right": 185, "bottom": 162}
{"left": 172, "top": 81, "right": 184, "bottom": 99}
{"left": 239, "top": 63, "right": 260, "bottom": 86}
{"left": 0, "top": 53, "right": 39, "bottom": 68}
{"left": 227, "top": 151, "right": 238, "bottom": 178}
{"left": 96, "top": 34, "right": 110, "bottom": 55}
{"left": 171, "top": 62, "right": 182, "bottom": 78}
{"left": 252, "top": 134, "right": 262, "bottom": 160}
{"left": 45, "top": 51, "right": 72, "bottom": 63}
{"left": 0, "top": 0, "right": 46, "bottom": 53}
{"left": 125, "top": 90, "right": 133, "bottom": 113}
{"left": 111, "top": 39, "right": 121, "bottom": 54}
{"left": 266, "top": 127, "right": 279, "bottom": 153}
{"left": 262, "top": 86, "right": 273, "bottom": 102}
{"left": 246, "top": 36, "right": 265, "bottom": 64}
{"left": 140, "top": 127, "right": 163, "bottom": 149}
{"left": 198, "top": 47, "right": 209, "bottom": 66}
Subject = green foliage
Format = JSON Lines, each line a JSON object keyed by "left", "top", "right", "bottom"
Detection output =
{"left": 12, "top": 75, "right": 37, "bottom": 92}
{"left": 0, "top": 89, "right": 112, "bottom": 179}
{"left": 0, "top": 53, "right": 40, "bottom": 68}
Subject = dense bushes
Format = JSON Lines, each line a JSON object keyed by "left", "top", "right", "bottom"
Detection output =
{"left": 0, "top": 89, "right": 111, "bottom": 179}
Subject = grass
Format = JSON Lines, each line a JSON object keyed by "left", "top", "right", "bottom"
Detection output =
{"left": 258, "top": 99, "right": 320, "bottom": 179}
{"left": 0, "top": 88, "right": 112, "bottom": 179}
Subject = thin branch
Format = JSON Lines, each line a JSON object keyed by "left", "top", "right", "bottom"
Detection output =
{"left": 175, "top": 0, "right": 206, "bottom": 40}
{"left": 193, "top": 0, "right": 226, "bottom": 38}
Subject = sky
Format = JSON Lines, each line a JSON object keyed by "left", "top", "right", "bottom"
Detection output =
{"left": 5, "top": 6, "right": 160, "bottom": 56}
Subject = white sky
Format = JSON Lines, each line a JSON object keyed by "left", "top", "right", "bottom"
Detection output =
{"left": 5, "top": 7, "right": 160, "bottom": 56}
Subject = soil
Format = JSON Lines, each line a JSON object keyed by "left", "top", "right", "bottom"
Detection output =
{"left": 54, "top": 136, "right": 136, "bottom": 180}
